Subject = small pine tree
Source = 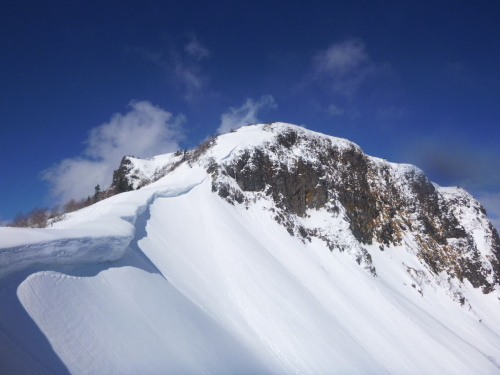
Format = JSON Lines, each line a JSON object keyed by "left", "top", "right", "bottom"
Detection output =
{"left": 93, "top": 185, "right": 101, "bottom": 203}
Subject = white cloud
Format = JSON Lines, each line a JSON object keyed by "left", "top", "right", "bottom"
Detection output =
{"left": 313, "top": 39, "right": 368, "bottom": 76}
{"left": 42, "top": 101, "right": 185, "bottom": 203}
{"left": 311, "top": 39, "right": 383, "bottom": 97}
{"left": 217, "top": 95, "right": 277, "bottom": 134}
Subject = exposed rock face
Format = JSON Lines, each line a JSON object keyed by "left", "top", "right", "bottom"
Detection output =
{"left": 112, "top": 156, "right": 135, "bottom": 193}
{"left": 112, "top": 122, "right": 500, "bottom": 296}
{"left": 111, "top": 153, "right": 186, "bottom": 192}
{"left": 208, "top": 124, "right": 500, "bottom": 293}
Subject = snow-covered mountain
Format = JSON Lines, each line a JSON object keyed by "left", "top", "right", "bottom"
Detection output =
{"left": 1, "top": 122, "right": 500, "bottom": 374}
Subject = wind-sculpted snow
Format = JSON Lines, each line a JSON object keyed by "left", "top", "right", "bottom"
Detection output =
{"left": 0, "top": 234, "right": 131, "bottom": 278}
{"left": 0, "top": 166, "right": 208, "bottom": 373}
{"left": 0, "top": 165, "right": 207, "bottom": 278}
{"left": 18, "top": 267, "right": 276, "bottom": 375}
{"left": 2, "top": 122, "right": 500, "bottom": 374}
{"left": 17, "top": 178, "right": 500, "bottom": 374}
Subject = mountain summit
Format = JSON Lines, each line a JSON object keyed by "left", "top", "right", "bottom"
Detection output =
{"left": 1, "top": 122, "right": 500, "bottom": 374}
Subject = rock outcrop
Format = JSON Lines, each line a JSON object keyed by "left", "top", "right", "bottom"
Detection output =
{"left": 112, "top": 156, "right": 135, "bottom": 193}
{"left": 113, "top": 122, "right": 500, "bottom": 296}
{"left": 207, "top": 123, "right": 500, "bottom": 293}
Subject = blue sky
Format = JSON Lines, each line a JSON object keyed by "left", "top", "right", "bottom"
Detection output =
{"left": 1, "top": 1, "right": 499, "bottom": 228}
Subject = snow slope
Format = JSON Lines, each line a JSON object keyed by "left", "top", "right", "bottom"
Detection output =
{"left": 1, "top": 123, "right": 500, "bottom": 374}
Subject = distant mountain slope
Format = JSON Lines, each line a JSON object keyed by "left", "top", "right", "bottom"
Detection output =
{"left": 1, "top": 123, "right": 499, "bottom": 374}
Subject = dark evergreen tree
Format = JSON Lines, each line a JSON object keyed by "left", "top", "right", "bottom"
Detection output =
{"left": 93, "top": 185, "right": 101, "bottom": 202}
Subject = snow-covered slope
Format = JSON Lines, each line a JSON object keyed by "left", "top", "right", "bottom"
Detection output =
{"left": 1, "top": 123, "right": 500, "bottom": 374}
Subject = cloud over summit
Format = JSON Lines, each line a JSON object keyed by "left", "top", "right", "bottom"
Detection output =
{"left": 43, "top": 101, "right": 184, "bottom": 204}
{"left": 217, "top": 95, "right": 277, "bottom": 134}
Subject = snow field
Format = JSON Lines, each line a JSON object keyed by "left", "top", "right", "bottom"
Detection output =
{"left": 18, "top": 267, "right": 274, "bottom": 375}
{"left": 3, "top": 123, "right": 500, "bottom": 374}
{"left": 14, "top": 171, "right": 500, "bottom": 374}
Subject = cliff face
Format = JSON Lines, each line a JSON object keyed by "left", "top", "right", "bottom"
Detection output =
{"left": 112, "top": 122, "right": 500, "bottom": 297}
{"left": 4, "top": 123, "right": 500, "bottom": 374}
{"left": 111, "top": 152, "right": 186, "bottom": 192}
{"left": 207, "top": 124, "right": 500, "bottom": 294}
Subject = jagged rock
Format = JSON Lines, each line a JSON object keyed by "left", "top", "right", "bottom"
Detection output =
{"left": 112, "top": 156, "right": 135, "bottom": 193}
{"left": 208, "top": 124, "right": 500, "bottom": 292}
{"left": 115, "top": 122, "right": 500, "bottom": 294}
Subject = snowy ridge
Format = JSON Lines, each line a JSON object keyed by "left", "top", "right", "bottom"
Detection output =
{"left": 117, "top": 152, "right": 184, "bottom": 190}
{"left": 0, "top": 164, "right": 206, "bottom": 277}
{"left": 1, "top": 122, "right": 500, "bottom": 374}
{"left": 206, "top": 123, "right": 500, "bottom": 292}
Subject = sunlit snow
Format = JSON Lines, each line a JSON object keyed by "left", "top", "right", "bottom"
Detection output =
{"left": 1, "top": 123, "right": 499, "bottom": 374}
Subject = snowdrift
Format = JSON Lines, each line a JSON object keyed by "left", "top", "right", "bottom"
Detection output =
{"left": 1, "top": 123, "right": 500, "bottom": 374}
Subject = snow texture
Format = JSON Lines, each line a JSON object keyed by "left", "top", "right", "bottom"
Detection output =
{"left": 1, "top": 122, "right": 500, "bottom": 374}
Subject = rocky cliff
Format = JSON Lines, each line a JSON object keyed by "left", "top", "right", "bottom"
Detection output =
{"left": 3, "top": 121, "right": 499, "bottom": 373}
{"left": 115, "top": 122, "right": 500, "bottom": 297}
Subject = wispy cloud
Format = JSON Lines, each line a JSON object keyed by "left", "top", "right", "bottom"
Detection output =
{"left": 171, "top": 51, "right": 210, "bottom": 102}
{"left": 184, "top": 35, "right": 210, "bottom": 60}
{"left": 170, "top": 34, "right": 212, "bottom": 101}
{"left": 311, "top": 39, "right": 384, "bottom": 98}
{"left": 328, "top": 103, "right": 345, "bottom": 117}
{"left": 301, "top": 39, "right": 400, "bottom": 120}
{"left": 42, "top": 101, "right": 184, "bottom": 203}
{"left": 131, "top": 34, "right": 211, "bottom": 102}
{"left": 217, "top": 95, "right": 277, "bottom": 134}
{"left": 313, "top": 39, "right": 368, "bottom": 75}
